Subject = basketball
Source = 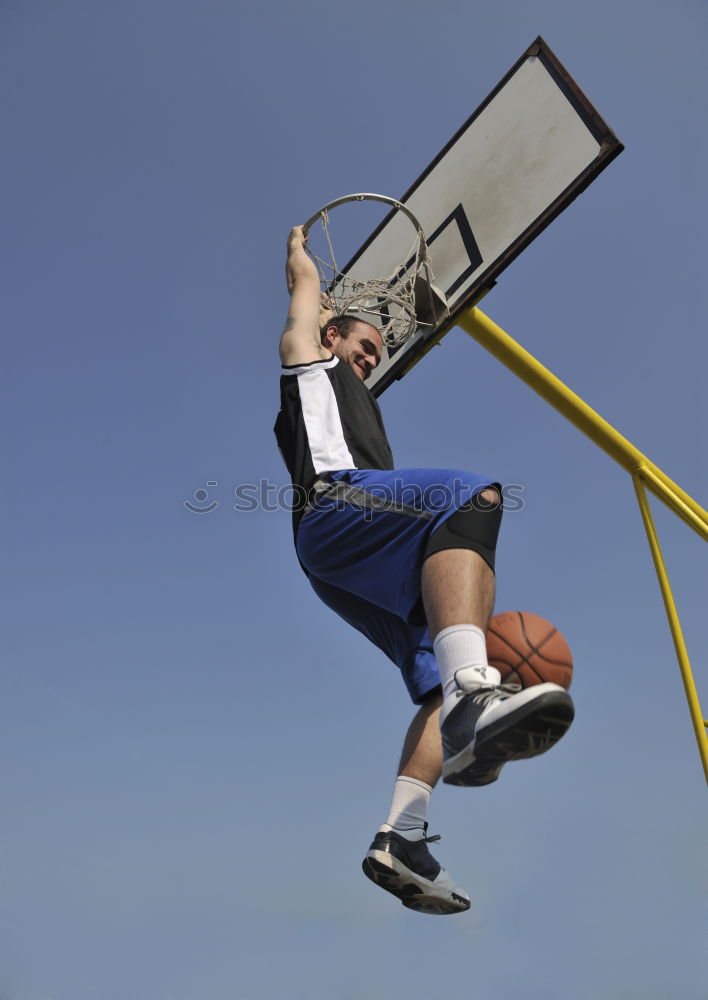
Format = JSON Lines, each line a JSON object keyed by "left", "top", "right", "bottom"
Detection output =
{"left": 486, "top": 611, "right": 573, "bottom": 690}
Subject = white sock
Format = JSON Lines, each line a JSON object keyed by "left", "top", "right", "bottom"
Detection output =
{"left": 433, "top": 624, "right": 501, "bottom": 719}
{"left": 379, "top": 776, "right": 432, "bottom": 841}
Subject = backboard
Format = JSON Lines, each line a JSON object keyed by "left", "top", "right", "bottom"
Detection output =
{"left": 336, "top": 37, "right": 623, "bottom": 396}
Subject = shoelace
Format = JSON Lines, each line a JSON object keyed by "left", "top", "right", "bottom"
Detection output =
{"left": 455, "top": 681, "right": 522, "bottom": 706}
{"left": 421, "top": 822, "right": 441, "bottom": 844}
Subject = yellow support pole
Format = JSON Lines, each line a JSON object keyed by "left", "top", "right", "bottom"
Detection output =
{"left": 633, "top": 476, "right": 708, "bottom": 782}
{"left": 457, "top": 308, "right": 708, "bottom": 540}
{"left": 456, "top": 305, "right": 708, "bottom": 781}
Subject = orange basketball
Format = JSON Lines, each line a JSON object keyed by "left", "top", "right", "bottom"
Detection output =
{"left": 486, "top": 611, "right": 573, "bottom": 690}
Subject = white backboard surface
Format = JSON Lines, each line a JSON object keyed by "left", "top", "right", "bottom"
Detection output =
{"left": 349, "top": 37, "right": 623, "bottom": 396}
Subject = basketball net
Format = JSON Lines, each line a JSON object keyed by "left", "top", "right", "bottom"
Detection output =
{"left": 303, "top": 194, "right": 448, "bottom": 349}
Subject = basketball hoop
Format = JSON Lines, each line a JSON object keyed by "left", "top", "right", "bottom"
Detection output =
{"left": 302, "top": 193, "right": 448, "bottom": 348}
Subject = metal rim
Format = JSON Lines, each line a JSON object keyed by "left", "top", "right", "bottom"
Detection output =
{"left": 302, "top": 193, "right": 426, "bottom": 238}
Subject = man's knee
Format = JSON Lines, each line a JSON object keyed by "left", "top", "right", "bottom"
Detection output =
{"left": 422, "top": 486, "right": 503, "bottom": 572}
{"left": 477, "top": 487, "right": 501, "bottom": 509}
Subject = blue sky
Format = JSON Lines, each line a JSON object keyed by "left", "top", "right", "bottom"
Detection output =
{"left": 2, "top": 1, "right": 707, "bottom": 998}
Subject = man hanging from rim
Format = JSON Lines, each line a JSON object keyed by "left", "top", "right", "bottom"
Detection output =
{"left": 274, "top": 225, "right": 574, "bottom": 915}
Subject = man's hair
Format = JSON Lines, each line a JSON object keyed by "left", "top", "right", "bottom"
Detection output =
{"left": 320, "top": 315, "right": 374, "bottom": 344}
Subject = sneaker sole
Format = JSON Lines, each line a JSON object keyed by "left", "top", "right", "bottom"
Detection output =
{"left": 457, "top": 761, "right": 505, "bottom": 788}
{"left": 442, "top": 688, "right": 575, "bottom": 787}
{"left": 362, "top": 852, "right": 470, "bottom": 915}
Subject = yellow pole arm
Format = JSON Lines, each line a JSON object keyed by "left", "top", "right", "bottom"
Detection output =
{"left": 457, "top": 305, "right": 707, "bottom": 781}
{"left": 457, "top": 307, "right": 708, "bottom": 540}
{"left": 633, "top": 476, "right": 708, "bottom": 782}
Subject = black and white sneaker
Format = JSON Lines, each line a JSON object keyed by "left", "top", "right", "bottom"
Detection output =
{"left": 441, "top": 682, "right": 575, "bottom": 787}
{"left": 362, "top": 824, "right": 470, "bottom": 915}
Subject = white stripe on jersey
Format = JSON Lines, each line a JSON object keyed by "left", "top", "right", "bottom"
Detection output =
{"left": 293, "top": 358, "right": 356, "bottom": 474}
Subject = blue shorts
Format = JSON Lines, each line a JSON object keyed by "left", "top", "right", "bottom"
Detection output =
{"left": 296, "top": 467, "right": 495, "bottom": 703}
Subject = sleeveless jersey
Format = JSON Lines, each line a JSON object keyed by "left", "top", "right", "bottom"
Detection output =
{"left": 274, "top": 355, "right": 394, "bottom": 531}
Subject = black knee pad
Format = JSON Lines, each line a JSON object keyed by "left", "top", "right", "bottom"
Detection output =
{"left": 423, "top": 489, "right": 503, "bottom": 572}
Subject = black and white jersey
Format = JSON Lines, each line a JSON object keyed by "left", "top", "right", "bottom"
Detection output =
{"left": 274, "top": 355, "right": 394, "bottom": 529}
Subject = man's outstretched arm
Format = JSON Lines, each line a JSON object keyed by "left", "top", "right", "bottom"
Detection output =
{"left": 279, "top": 226, "right": 331, "bottom": 366}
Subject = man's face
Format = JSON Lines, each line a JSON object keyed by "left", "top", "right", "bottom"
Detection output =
{"left": 328, "top": 321, "right": 383, "bottom": 382}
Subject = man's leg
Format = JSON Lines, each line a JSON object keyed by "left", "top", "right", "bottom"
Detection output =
{"left": 363, "top": 689, "right": 473, "bottom": 915}
{"left": 303, "top": 574, "right": 469, "bottom": 914}
{"left": 398, "top": 689, "right": 442, "bottom": 783}
{"left": 419, "top": 491, "right": 574, "bottom": 787}
{"left": 422, "top": 491, "right": 503, "bottom": 716}
{"left": 421, "top": 546, "right": 495, "bottom": 638}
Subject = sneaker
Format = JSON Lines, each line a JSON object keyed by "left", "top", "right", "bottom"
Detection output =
{"left": 441, "top": 682, "right": 575, "bottom": 787}
{"left": 362, "top": 824, "right": 470, "bottom": 915}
